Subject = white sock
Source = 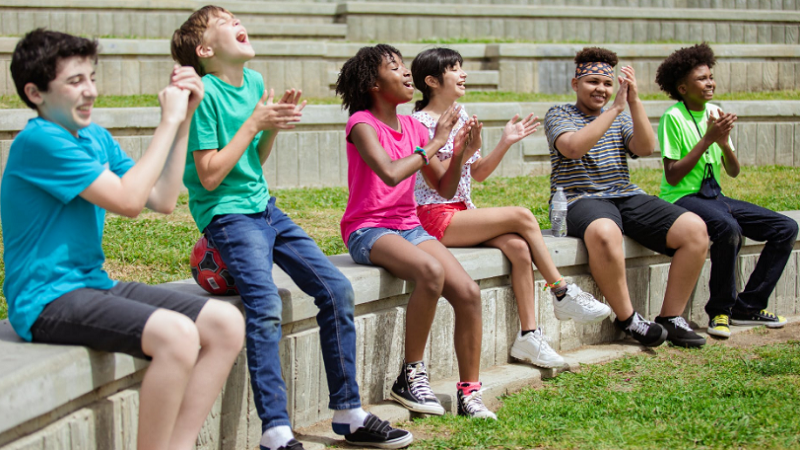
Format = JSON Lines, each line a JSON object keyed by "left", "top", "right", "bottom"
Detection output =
{"left": 332, "top": 407, "right": 369, "bottom": 434}
{"left": 260, "top": 425, "right": 294, "bottom": 450}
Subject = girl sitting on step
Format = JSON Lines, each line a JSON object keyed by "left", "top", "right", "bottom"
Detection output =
{"left": 409, "top": 48, "right": 612, "bottom": 369}
{"left": 335, "top": 44, "right": 497, "bottom": 420}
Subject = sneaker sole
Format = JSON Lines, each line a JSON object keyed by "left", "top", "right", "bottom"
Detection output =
{"left": 390, "top": 391, "right": 445, "bottom": 416}
{"left": 510, "top": 348, "right": 565, "bottom": 369}
{"left": 706, "top": 328, "right": 731, "bottom": 338}
{"left": 730, "top": 319, "right": 787, "bottom": 328}
{"left": 668, "top": 337, "right": 706, "bottom": 348}
{"left": 636, "top": 327, "right": 668, "bottom": 347}
{"left": 346, "top": 433, "right": 414, "bottom": 449}
{"left": 554, "top": 310, "right": 610, "bottom": 323}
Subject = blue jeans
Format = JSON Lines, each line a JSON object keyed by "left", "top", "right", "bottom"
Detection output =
{"left": 205, "top": 197, "right": 360, "bottom": 431}
{"left": 348, "top": 226, "right": 436, "bottom": 265}
{"left": 675, "top": 194, "right": 798, "bottom": 319}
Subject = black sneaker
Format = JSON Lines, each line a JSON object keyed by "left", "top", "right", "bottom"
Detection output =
{"left": 260, "top": 439, "right": 304, "bottom": 450}
{"left": 390, "top": 361, "right": 445, "bottom": 415}
{"left": 344, "top": 413, "right": 413, "bottom": 449}
{"left": 614, "top": 312, "right": 668, "bottom": 347}
{"left": 456, "top": 385, "right": 497, "bottom": 420}
{"left": 655, "top": 315, "right": 706, "bottom": 348}
{"left": 730, "top": 309, "right": 787, "bottom": 328}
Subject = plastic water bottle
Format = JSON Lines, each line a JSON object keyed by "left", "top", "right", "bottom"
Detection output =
{"left": 550, "top": 187, "right": 568, "bottom": 238}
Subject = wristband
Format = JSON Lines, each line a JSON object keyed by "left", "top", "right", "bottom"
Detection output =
{"left": 414, "top": 146, "right": 429, "bottom": 165}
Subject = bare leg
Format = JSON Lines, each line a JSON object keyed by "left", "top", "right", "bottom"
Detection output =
{"left": 369, "top": 235, "right": 445, "bottom": 363}
{"left": 661, "top": 212, "right": 709, "bottom": 317}
{"left": 418, "top": 240, "right": 483, "bottom": 381}
{"left": 442, "top": 207, "right": 562, "bottom": 283}
{"left": 483, "top": 234, "right": 537, "bottom": 331}
{"left": 583, "top": 219, "right": 634, "bottom": 320}
{"left": 169, "top": 300, "right": 244, "bottom": 448}
{"left": 138, "top": 310, "right": 200, "bottom": 450}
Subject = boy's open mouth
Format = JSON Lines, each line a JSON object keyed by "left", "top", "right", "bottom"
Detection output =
{"left": 236, "top": 30, "right": 248, "bottom": 43}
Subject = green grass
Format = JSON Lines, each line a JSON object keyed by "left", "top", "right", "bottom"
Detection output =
{"left": 3, "top": 90, "right": 799, "bottom": 110}
{"left": 1, "top": 165, "right": 800, "bottom": 320}
{"left": 404, "top": 340, "right": 800, "bottom": 449}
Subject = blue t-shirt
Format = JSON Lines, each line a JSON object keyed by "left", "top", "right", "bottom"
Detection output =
{"left": 1, "top": 118, "right": 133, "bottom": 341}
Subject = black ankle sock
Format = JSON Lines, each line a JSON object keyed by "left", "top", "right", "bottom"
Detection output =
{"left": 619, "top": 313, "right": 636, "bottom": 328}
{"left": 521, "top": 329, "right": 536, "bottom": 336}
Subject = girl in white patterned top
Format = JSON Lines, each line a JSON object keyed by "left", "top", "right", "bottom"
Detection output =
{"left": 411, "top": 48, "right": 612, "bottom": 369}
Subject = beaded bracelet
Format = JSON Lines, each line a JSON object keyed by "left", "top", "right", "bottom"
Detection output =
{"left": 542, "top": 278, "right": 565, "bottom": 291}
{"left": 414, "top": 146, "right": 429, "bottom": 165}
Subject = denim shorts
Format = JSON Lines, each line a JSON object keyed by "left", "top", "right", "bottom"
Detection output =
{"left": 348, "top": 225, "right": 436, "bottom": 265}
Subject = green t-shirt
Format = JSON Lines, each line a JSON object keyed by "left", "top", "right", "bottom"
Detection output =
{"left": 185, "top": 68, "right": 270, "bottom": 232}
{"left": 658, "top": 102, "right": 734, "bottom": 204}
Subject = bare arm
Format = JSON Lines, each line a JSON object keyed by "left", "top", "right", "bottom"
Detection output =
{"left": 79, "top": 84, "right": 189, "bottom": 217}
{"left": 420, "top": 117, "right": 479, "bottom": 199}
{"left": 257, "top": 89, "right": 306, "bottom": 165}
{"left": 194, "top": 89, "right": 303, "bottom": 191}
{"left": 471, "top": 113, "right": 539, "bottom": 181}
{"left": 554, "top": 90, "right": 627, "bottom": 159}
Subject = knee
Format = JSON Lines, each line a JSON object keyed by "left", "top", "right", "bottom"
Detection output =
{"left": 502, "top": 238, "right": 533, "bottom": 266}
{"left": 201, "top": 301, "right": 245, "bottom": 353}
{"left": 779, "top": 218, "right": 799, "bottom": 243}
{"left": 332, "top": 277, "right": 356, "bottom": 312}
{"left": 513, "top": 207, "right": 541, "bottom": 233}
{"left": 453, "top": 281, "right": 482, "bottom": 316}
{"left": 681, "top": 213, "right": 711, "bottom": 250}
{"left": 147, "top": 313, "right": 200, "bottom": 369}
{"left": 713, "top": 217, "right": 742, "bottom": 248}
{"left": 585, "top": 221, "right": 623, "bottom": 256}
{"left": 415, "top": 259, "right": 445, "bottom": 295}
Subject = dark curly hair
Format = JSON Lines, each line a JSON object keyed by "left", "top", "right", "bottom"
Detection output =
{"left": 411, "top": 47, "right": 463, "bottom": 112}
{"left": 655, "top": 43, "right": 716, "bottom": 101}
{"left": 335, "top": 44, "right": 402, "bottom": 116}
{"left": 574, "top": 47, "right": 618, "bottom": 67}
{"left": 11, "top": 28, "right": 98, "bottom": 110}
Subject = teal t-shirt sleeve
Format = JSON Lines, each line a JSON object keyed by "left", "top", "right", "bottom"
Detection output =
{"left": 17, "top": 132, "right": 106, "bottom": 204}
{"left": 189, "top": 94, "right": 220, "bottom": 152}
{"left": 103, "top": 128, "right": 135, "bottom": 176}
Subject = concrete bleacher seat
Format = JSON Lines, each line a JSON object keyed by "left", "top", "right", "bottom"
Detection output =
{"left": 2, "top": 218, "right": 799, "bottom": 448}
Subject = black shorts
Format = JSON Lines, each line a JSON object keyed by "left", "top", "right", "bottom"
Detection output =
{"left": 567, "top": 194, "right": 689, "bottom": 257}
{"left": 29, "top": 282, "right": 208, "bottom": 359}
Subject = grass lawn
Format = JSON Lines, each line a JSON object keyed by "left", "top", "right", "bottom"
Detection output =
{"left": 400, "top": 324, "right": 800, "bottom": 450}
{"left": 2, "top": 90, "right": 800, "bottom": 109}
{"left": 1, "top": 166, "right": 799, "bottom": 320}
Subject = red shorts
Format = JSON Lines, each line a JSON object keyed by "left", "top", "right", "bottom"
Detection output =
{"left": 416, "top": 202, "right": 468, "bottom": 240}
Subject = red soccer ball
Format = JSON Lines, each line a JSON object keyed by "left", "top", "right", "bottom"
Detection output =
{"left": 190, "top": 235, "right": 239, "bottom": 296}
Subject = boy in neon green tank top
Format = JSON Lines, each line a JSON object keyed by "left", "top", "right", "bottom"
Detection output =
{"left": 655, "top": 43, "right": 798, "bottom": 338}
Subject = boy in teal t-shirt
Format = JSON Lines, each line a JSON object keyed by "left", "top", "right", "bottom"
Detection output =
{"left": 171, "top": 6, "right": 411, "bottom": 450}
{"left": 1, "top": 29, "right": 243, "bottom": 449}
{"left": 655, "top": 43, "right": 798, "bottom": 338}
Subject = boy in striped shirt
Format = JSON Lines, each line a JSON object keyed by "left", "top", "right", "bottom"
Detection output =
{"left": 543, "top": 47, "right": 709, "bottom": 348}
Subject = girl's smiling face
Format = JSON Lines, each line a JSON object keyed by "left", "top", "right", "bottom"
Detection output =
{"left": 374, "top": 52, "right": 414, "bottom": 105}
{"left": 431, "top": 61, "right": 467, "bottom": 101}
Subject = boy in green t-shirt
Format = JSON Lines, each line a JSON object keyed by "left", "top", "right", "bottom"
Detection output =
{"left": 171, "top": 6, "right": 412, "bottom": 450}
{"left": 655, "top": 43, "right": 798, "bottom": 338}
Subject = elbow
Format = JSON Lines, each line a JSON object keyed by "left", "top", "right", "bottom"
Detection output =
{"left": 199, "top": 176, "right": 221, "bottom": 192}
{"left": 664, "top": 173, "right": 680, "bottom": 187}
{"left": 118, "top": 203, "right": 144, "bottom": 218}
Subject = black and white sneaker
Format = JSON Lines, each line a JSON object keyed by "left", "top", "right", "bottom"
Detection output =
{"left": 260, "top": 439, "right": 304, "bottom": 450}
{"left": 655, "top": 315, "right": 706, "bottom": 348}
{"left": 456, "top": 385, "right": 497, "bottom": 420}
{"left": 390, "top": 361, "right": 445, "bottom": 415}
{"left": 344, "top": 413, "right": 413, "bottom": 449}
{"left": 730, "top": 309, "right": 787, "bottom": 328}
{"left": 614, "top": 311, "right": 668, "bottom": 347}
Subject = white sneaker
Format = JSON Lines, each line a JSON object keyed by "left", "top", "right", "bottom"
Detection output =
{"left": 510, "top": 329, "right": 565, "bottom": 369}
{"left": 553, "top": 283, "right": 612, "bottom": 323}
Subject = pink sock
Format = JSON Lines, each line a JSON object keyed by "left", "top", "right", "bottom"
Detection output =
{"left": 457, "top": 381, "right": 482, "bottom": 394}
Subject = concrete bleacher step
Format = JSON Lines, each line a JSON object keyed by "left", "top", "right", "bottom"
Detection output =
{"left": 325, "top": 0, "right": 800, "bottom": 8}
{"left": 248, "top": 22, "right": 347, "bottom": 40}
{"left": 293, "top": 316, "right": 800, "bottom": 450}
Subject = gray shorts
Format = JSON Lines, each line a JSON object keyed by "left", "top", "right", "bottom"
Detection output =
{"left": 29, "top": 282, "right": 208, "bottom": 359}
{"left": 347, "top": 225, "right": 436, "bottom": 265}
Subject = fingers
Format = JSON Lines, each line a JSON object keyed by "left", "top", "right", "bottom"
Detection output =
{"left": 295, "top": 99, "right": 308, "bottom": 113}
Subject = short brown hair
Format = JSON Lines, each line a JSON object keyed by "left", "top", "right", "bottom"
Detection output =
{"left": 574, "top": 47, "right": 619, "bottom": 67}
{"left": 171, "top": 5, "right": 231, "bottom": 76}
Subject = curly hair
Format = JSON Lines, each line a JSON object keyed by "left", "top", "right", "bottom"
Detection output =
{"left": 171, "top": 5, "right": 232, "bottom": 76}
{"left": 574, "top": 47, "right": 618, "bottom": 67}
{"left": 655, "top": 43, "right": 716, "bottom": 101}
{"left": 335, "top": 44, "right": 402, "bottom": 116}
{"left": 11, "top": 28, "right": 98, "bottom": 110}
{"left": 411, "top": 47, "right": 463, "bottom": 112}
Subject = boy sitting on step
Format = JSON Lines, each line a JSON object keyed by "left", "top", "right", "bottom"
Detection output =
{"left": 171, "top": 6, "right": 412, "bottom": 450}
{"left": 2, "top": 28, "right": 245, "bottom": 450}
{"left": 543, "top": 46, "right": 709, "bottom": 349}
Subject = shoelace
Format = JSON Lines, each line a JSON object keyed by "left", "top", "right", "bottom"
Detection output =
{"left": 711, "top": 315, "right": 729, "bottom": 326}
{"left": 408, "top": 364, "right": 436, "bottom": 400}
{"left": 461, "top": 389, "right": 491, "bottom": 415}
{"left": 566, "top": 285, "right": 599, "bottom": 309}
{"left": 759, "top": 309, "right": 778, "bottom": 319}
{"left": 628, "top": 313, "right": 651, "bottom": 335}
{"left": 668, "top": 316, "right": 694, "bottom": 332}
{"left": 531, "top": 328, "right": 555, "bottom": 357}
